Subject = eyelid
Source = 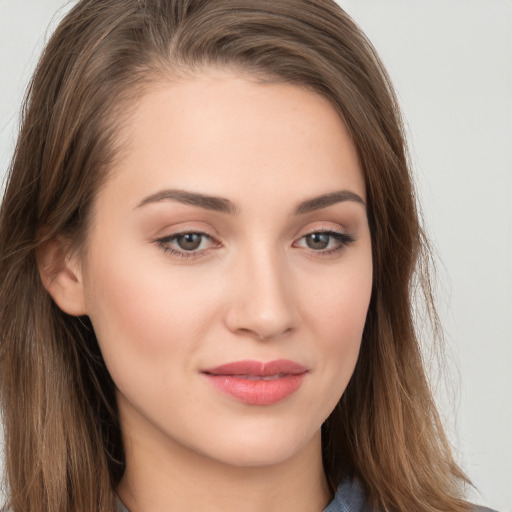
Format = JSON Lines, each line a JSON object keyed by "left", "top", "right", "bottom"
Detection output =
{"left": 153, "top": 229, "right": 221, "bottom": 259}
{"left": 152, "top": 222, "right": 355, "bottom": 260}
{"left": 294, "top": 229, "right": 354, "bottom": 245}
{"left": 292, "top": 223, "right": 356, "bottom": 255}
{"left": 294, "top": 221, "right": 351, "bottom": 239}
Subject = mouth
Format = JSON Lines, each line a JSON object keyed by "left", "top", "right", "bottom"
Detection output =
{"left": 201, "top": 359, "right": 308, "bottom": 405}
{"left": 226, "top": 373, "right": 288, "bottom": 380}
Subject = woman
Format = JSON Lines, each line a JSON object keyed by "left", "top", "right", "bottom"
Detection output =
{"left": 0, "top": 1, "right": 497, "bottom": 511}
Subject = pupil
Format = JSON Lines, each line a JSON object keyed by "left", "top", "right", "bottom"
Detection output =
{"left": 177, "top": 233, "right": 202, "bottom": 251}
{"left": 306, "top": 233, "right": 329, "bottom": 250}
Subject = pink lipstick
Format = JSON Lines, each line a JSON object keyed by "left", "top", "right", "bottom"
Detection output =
{"left": 202, "top": 359, "right": 307, "bottom": 405}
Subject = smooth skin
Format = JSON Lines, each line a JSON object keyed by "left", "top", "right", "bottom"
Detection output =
{"left": 41, "top": 69, "right": 373, "bottom": 512}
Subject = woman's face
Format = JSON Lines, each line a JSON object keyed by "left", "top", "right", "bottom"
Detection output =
{"left": 80, "top": 69, "right": 372, "bottom": 468}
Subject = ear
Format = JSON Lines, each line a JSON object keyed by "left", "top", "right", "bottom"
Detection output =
{"left": 36, "top": 237, "right": 88, "bottom": 316}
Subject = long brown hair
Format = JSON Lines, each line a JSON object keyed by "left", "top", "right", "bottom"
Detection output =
{"left": 0, "top": 1, "right": 471, "bottom": 510}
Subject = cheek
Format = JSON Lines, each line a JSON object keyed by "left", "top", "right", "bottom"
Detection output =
{"left": 82, "top": 246, "right": 221, "bottom": 392}
{"left": 305, "top": 252, "right": 372, "bottom": 341}
{"left": 301, "top": 253, "right": 372, "bottom": 402}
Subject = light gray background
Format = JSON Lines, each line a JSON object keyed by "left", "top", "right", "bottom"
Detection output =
{"left": 1, "top": 1, "right": 511, "bottom": 510}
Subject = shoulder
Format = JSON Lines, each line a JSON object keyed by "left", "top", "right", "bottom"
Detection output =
{"left": 323, "top": 479, "right": 368, "bottom": 512}
{"left": 323, "top": 480, "right": 500, "bottom": 512}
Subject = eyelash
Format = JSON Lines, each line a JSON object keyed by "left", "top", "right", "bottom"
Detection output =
{"left": 154, "top": 229, "right": 355, "bottom": 260}
{"left": 154, "top": 231, "right": 218, "bottom": 260}
{"left": 294, "top": 230, "right": 356, "bottom": 255}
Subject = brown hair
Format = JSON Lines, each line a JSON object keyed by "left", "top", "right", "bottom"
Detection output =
{"left": 0, "top": 1, "right": 471, "bottom": 510}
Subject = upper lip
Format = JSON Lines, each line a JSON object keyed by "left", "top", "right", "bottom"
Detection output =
{"left": 202, "top": 359, "right": 308, "bottom": 377}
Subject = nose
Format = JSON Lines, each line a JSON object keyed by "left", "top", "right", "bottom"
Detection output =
{"left": 223, "top": 248, "right": 296, "bottom": 341}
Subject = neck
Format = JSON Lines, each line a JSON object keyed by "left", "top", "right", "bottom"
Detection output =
{"left": 117, "top": 422, "right": 331, "bottom": 512}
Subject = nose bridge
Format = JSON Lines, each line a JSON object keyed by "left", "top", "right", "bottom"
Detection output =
{"left": 224, "top": 239, "right": 295, "bottom": 340}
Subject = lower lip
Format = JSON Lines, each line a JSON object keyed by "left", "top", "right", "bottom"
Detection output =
{"left": 203, "top": 373, "right": 307, "bottom": 405}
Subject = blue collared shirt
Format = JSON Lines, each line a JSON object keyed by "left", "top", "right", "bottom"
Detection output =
{"left": 115, "top": 482, "right": 362, "bottom": 512}
{"left": 116, "top": 478, "right": 498, "bottom": 512}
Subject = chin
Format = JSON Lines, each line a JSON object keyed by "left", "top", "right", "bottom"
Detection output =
{"left": 192, "top": 424, "right": 321, "bottom": 469}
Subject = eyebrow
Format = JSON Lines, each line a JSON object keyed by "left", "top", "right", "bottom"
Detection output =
{"left": 294, "top": 190, "right": 366, "bottom": 214}
{"left": 136, "top": 188, "right": 365, "bottom": 214}
{"left": 136, "top": 189, "right": 238, "bottom": 214}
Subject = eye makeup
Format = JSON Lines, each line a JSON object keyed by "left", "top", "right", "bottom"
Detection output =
{"left": 154, "top": 231, "right": 220, "bottom": 260}
{"left": 153, "top": 227, "right": 356, "bottom": 261}
{"left": 294, "top": 230, "right": 355, "bottom": 255}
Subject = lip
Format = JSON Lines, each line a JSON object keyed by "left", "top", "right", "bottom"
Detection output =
{"left": 202, "top": 359, "right": 308, "bottom": 406}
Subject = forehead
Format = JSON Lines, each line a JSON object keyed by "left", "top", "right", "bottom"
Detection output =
{"left": 97, "top": 69, "right": 365, "bottom": 212}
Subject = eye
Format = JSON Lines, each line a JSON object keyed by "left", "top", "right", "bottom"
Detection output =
{"left": 154, "top": 231, "right": 218, "bottom": 258}
{"left": 174, "top": 233, "right": 204, "bottom": 251}
{"left": 294, "top": 230, "right": 355, "bottom": 254}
